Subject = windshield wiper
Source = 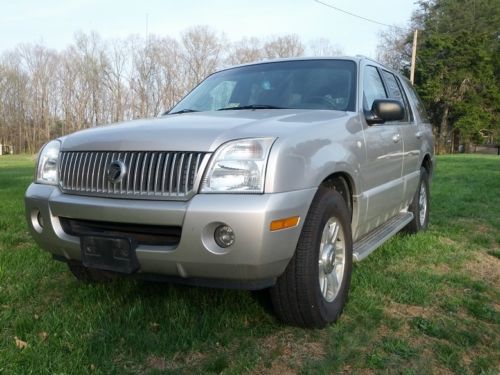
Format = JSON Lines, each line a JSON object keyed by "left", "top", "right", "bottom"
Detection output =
{"left": 217, "top": 104, "right": 286, "bottom": 111}
{"left": 167, "top": 109, "right": 200, "bottom": 115}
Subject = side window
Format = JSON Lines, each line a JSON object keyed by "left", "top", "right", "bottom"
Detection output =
{"left": 401, "top": 78, "right": 430, "bottom": 123}
{"left": 396, "top": 77, "right": 414, "bottom": 122}
{"left": 363, "top": 66, "right": 387, "bottom": 111}
{"left": 381, "top": 70, "right": 410, "bottom": 122}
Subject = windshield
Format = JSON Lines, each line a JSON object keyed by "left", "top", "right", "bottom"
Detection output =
{"left": 169, "top": 59, "right": 357, "bottom": 113}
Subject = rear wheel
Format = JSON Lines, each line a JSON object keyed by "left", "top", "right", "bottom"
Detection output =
{"left": 404, "top": 167, "right": 430, "bottom": 234}
{"left": 270, "top": 187, "right": 353, "bottom": 328}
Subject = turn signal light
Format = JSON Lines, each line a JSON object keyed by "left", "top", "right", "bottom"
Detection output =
{"left": 270, "top": 216, "right": 300, "bottom": 231}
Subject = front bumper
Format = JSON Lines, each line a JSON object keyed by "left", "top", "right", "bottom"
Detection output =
{"left": 25, "top": 184, "right": 316, "bottom": 288}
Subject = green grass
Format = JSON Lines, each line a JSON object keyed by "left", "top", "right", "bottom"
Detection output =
{"left": 1, "top": 154, "right": 499, "bottom": 374}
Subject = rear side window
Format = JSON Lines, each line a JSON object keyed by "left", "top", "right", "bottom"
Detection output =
{"left": 401, "top": 78, "right": 430, "bottom": 123}
{"left": 381, "top": 70, "right": 410, "bottom": 122}
{"left": 363, "top": 66, "right": 387, "bottom": 111}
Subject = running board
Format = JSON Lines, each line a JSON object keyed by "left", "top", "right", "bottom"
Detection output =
{"left": 353, "top": 212, "right": 414, "bottom": 261}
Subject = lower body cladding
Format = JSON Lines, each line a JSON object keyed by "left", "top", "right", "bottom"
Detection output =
{"left": 25, "top": 184, "right": 317, "bottom": 289}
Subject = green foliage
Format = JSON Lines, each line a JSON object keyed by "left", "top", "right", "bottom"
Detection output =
{"left": 383, "top": 0, "right": 500, "bottom": 153}
{"left": 417, "top": 0, "right": 500, "bottom": 152}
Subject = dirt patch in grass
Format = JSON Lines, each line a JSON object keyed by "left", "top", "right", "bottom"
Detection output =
{"left": 256, "top": 361, "right": 298, "bottom": 375}
{"left": 385, "top": 301, "right": 436, "bottom": 320}
{"left": 425, "top": 362, "right": 454, "bottom": 375}
{"left": 174, "top": 351, "right": 207, "bottom": 369}
{"left": 253, "top": 331, "right": 326, "bottom": 374}
{"left": 429, "top": 263, "right": 452, "bottom": 275}
{"left": 145, "top": 355, "right": 168, "bottom": 371}
{"left": 475, "top": 224, "right": 491, "bottom": 234}
{"left": 438, "top": 237, "right": 459, "bottom": 247}
{"left": 455, "top": 218, "right": 490, "bottom": 231}
{"left": 264, "top": 331, "right": 325, "bottom": 359}
{"left": 463, "top": 251, "right": 500, "bottom": 285}
{"left": 340, "top": 367, "right": 374, "bottom": 375}
{"left": 142, "top": 351, "right": 207, "bottom": 373}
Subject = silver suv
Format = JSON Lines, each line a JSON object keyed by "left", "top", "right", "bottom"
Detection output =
{"left": 25, "top": 57, "right": 434, "bottom": 327}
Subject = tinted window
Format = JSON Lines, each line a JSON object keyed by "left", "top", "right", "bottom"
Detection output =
{"left": 363, "top": 66, "right": 387, "bottom": 111}
{"left": 382, "top": 71, "right": 403, "bottom": 101}
{"left": 381, "top": 70, "right": 410, "bottom": 122}
{"left": 400, "top": 78, "right": 430, "bottom": 123}
{"left": 170, "top": 60, "right": 357, "bottom": 113}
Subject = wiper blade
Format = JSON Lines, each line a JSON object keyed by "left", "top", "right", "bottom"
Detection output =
{"left": 167, "top": 109, "right": 200, "bottom": 115}
{"left": 217, "top": 104, "right": 286, "bottom": 111}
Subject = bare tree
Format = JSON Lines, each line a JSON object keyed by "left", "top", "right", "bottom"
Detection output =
{"left": 0, "top": 52, "right": 30, "bottom": 153}
{"left": 181, "top": 26, "right": 226, "bottom": 89}
{"left": 263, "top": 35, "right": 305, "bottom": 58}
{"left": 376, "top": 28, "right": 412, "bottom": 72}
{"left": 18, "top": 44, "right": 59, "bottom": 149}
{"left": 308, "top": 37, "right": 343, "bottom": 56}
{"left": 0, "top": 27, "right": 358, "bottom": 153}
{"left": 226, "top": 37, "right": 263, "bottom": 65}
{"left": 152, "top": 36, "right": 185, "bottom": 111}
{"left": 71, "top": 32, "right": 111, "bottom": 126}
{"left": 103, "top": 38, "right": 130, "bottom": 123}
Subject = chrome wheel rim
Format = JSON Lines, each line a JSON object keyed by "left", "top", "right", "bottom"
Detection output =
{"left": 418, "top": 183, "right": 427, "bottom": 226}
{"left": 318, "top": 217, "right": 345, "bottom": 302}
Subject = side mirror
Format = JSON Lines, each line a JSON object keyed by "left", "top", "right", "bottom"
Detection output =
{"left": 365, "top": 99, "right": 404, "bottom": 125}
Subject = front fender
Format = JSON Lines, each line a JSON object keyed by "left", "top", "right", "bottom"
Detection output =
{"left": 265, "top": 114, "right": 364, "bottom": 194}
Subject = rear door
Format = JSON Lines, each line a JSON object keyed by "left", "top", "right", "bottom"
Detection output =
{"left": 400, "top": 78, "right": 434, "bottom": 203}
{"left": 380, "top": 70, "right": 421, "bottom": 207}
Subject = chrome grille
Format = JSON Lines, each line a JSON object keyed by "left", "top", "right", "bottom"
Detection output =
{"left": 58, "top": 151, "right": 208, "bottom": 200}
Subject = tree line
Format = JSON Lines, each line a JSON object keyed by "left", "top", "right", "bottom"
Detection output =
{"left": 377, "top": 0, "right": 499, "bottom": 153}
{"left": 0, "top": 26, "right": 342, "bottom": 154}
{"left": 4, "top": 1, "right": 498, "bottom": 156}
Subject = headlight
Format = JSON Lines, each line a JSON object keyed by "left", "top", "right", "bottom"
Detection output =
{"left": 36, "top": 140, "right": 61, "bottom": 185}
{"left": 201, "top": 138, "right": 275, "bottom": 193}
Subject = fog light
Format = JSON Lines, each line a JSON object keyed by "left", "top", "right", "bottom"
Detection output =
{"left": 37, "top": 211, "right": 44, "bottom": 228}
{"left": 31, "top": 209, "right": 44, "bottom": 233}
{"left": 214, "top": 225, "right": 235, "bottom": 248}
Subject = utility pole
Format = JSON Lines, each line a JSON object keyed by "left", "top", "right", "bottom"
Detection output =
{"left": 410, "top": 29, "right": 418, "bottom": 84}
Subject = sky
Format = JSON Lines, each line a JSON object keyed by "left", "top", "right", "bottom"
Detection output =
{"left": 0, "top": 0, "right": 417, "bottom": 57}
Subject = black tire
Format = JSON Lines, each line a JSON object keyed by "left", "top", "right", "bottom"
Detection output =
{"left": 404, "top": 167, "right": 430, "bottom": 234}
{"left": 67, "top": 262, "right": 116, "bottom": 282}
{"left": 270, "top": 187, "right": 353, "bottom": 328}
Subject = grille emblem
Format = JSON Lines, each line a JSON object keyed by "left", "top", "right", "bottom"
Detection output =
{"left": 106, "top": 160, "right": 126, "bottom": 184}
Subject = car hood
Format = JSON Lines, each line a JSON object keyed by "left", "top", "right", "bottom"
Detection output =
{"left": 61, "top": 109, "right": 352, "bottom": 152}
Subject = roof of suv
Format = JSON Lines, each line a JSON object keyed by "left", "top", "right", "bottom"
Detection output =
{"left": 217, "top": 55, "right": 391, "bottom": 74}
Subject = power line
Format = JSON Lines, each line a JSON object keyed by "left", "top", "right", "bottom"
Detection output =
{"left": 313, "top": 0, "right": 409, "bottom": 31}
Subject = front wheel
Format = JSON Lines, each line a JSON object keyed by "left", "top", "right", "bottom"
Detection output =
{"left": 270, "top": 187, "right": 353, "bottom": 328}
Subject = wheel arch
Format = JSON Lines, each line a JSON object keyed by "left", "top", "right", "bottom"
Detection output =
{"left": 319, "top": 171, "right": 356, "bottom": 220}
{"left": 421, "top": 153, "right": 433, "bottom": 177}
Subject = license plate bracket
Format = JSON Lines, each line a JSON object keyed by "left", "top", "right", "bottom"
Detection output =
{"left": 80, "top": 235, "right": 139, "bottom": 274}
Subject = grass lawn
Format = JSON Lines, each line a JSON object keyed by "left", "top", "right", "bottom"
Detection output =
{"left": 0, "top": 154, "right": 499, "bottom": 374}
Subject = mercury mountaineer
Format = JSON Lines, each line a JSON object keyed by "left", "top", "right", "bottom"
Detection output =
{"left": 25, "top": 57, "right": 434, "bottom": 327}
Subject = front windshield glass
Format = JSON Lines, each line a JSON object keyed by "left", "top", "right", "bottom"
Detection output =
{"left": 169, "top": 59, "right": 357, "bottom": 113}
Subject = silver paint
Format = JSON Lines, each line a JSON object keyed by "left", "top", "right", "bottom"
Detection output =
{"left": 25, "top": 56, "right": 435, "bottom": 286}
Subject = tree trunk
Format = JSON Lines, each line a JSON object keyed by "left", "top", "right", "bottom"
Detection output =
{"left": 437, "top": 104, "right": 450, "bottom": 154}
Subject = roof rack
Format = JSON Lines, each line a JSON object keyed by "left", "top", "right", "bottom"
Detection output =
{"left": 355, "top": 55, "right": 382, "bottom": 65}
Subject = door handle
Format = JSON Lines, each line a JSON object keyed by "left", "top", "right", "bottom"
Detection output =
{"left": 392, "top": 133, "right": 401, "bottom": 143}
{"left": 416, "top": 131, "right": 423, "bottom": 139}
